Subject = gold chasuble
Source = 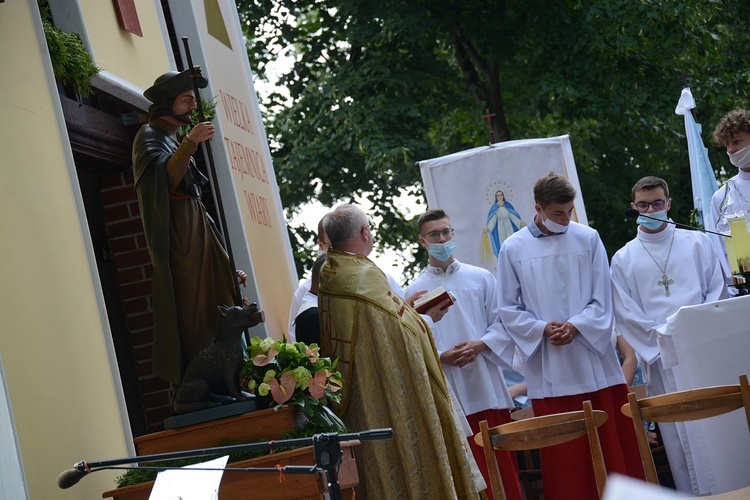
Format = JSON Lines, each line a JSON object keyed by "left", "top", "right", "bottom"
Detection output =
{"left": 318, "top": 250, "right": 477, "bottom": 499}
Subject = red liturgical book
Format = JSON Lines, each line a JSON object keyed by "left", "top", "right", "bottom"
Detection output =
{"left": 413, "top": 286, "right": 456, "bottom": 314}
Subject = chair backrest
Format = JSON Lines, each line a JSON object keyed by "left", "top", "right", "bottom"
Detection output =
{"left": 621, "top": 373, "right": 750, "bottom": 485}
{"left": 628, "top": 384, "right": 648, "bottom": 401}
{"left": 475, "top": 400, "right": 608, "bottom": 500}
{"left": 509, "top": 406, "right": 534, "bottom": 421}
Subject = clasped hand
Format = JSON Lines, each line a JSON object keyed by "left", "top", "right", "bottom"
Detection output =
{"left": 441, "top": 340, "right": 487, "bottom": 368}
{"left": 544, "top": 321, "right": 578, "bottom": 346}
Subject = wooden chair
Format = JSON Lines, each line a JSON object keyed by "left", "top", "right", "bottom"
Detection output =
{"left": 475, "top": 400, "right": 609, "bottom": 500}
{"left": 621, "top": 373, "right": 750, "bottom": 486}
{"left": 628, "top": 384, "right": 648, "bottom": 401}
{"left": 509, "top": 407, "right": 543, "bottom": 499}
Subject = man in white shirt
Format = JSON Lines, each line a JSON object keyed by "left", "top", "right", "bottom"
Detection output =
{"left": 611, "top": 176, "right": 727, "bottom": 492}
{"left": 405, "top": 209, "right": 521, "bottom": 500}
{"left": 287, "top": 215, "right": 331, "bottom": 341}
{"left": 709, "top": 109, "right": 750, "bottom": 291}
{"left": 496, "top": 172, "right": 644, "bottom": 499}
{"left": 293, "top": 253, "right": 327, "bottom": 346}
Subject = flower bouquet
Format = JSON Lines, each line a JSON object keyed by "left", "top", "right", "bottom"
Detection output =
{"left": 243, "top": 337, "right": 345, "bottom": 431}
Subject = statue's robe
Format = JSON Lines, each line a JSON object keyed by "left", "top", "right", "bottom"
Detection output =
{"left": 318, "top": 249, "right": 477, "bottom": 499}
{"left": 132, "top": 119, "right": 235, "bottom": 386}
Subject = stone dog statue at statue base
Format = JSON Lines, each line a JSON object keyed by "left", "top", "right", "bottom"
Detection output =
{"left": 173, "top": 304, "right": 264, "bottom": 414}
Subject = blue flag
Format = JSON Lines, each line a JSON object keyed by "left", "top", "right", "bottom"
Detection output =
{"left": 675, "top": 88, "right": 719, "bottom": 227}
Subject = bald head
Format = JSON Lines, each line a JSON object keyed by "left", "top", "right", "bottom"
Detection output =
{"left": 323, "top": 204, "right": 373, "bottom": 255}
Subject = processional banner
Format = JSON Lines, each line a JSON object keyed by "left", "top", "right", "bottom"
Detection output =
{"left": 417, "top": 135, "right": 586, "bottom": 272}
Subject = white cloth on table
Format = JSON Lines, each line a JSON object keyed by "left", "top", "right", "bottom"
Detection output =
{"left": 658, "top": 296, "right": 750, "bottom": 495}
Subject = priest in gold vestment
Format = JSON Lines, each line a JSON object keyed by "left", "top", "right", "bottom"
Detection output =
{"left": 318, "top": 204, "right": 477, "bottom": 499}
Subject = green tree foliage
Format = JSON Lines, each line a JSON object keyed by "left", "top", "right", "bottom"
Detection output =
{"left": 237, "top": 0, "right": 750, "bottom": 278}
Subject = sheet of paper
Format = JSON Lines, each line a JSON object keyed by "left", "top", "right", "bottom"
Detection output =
{"left": 149, "top": 455, "right": 229, "bottom": 500}
{"left": 603, "top": 474, "right": 691, "bottom": 500}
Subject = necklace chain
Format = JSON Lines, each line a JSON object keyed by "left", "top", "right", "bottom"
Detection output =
{"left": 638, "top": 231, "right": 675, "bottom": 297}
{"left": 719, "top": 179, "right": 750, "bottom": 215}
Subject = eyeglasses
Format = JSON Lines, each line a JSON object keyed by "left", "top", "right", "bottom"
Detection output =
{"left": 424, "top": 228, "right": 454, "bottom": 241}
{"left": 634, "top": 199, "right": 668, "bottom": 211}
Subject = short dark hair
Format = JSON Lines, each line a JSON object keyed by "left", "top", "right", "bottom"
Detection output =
{"left": 317, "top": 213, "right": 330, "bottom": 241}
{"left": 147, "top": 101, "right": 175, "bottom": 121}
{"left": 533, "top": 172, "right": 576, "bottom": 207}
{"left": 713, "top": 110, "right": 750, "bottom": 147}
{"left": 631, "top": 176, "right": 670, "bottom": 201}
{"left": 311, "top": 253, "right": 326, "bottom": 285}
{"left": 417, "top": 209, "right": 450, "bottom": 234}
{"left": 322, "top": 204, "right": 368, "bottom": 248}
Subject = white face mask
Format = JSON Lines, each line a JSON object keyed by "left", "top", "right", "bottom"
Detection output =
{"left": 729, "top": 143, "right": 750, "bottom": 169}
{"left": 540, "top": 215, "right": 569, "bottom": 234}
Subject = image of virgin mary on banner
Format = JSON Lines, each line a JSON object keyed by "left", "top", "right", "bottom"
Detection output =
{"left": 482, "top": 188, "right": 525, "bottom": 264}
{"left": 418, "top": 135, "right": 587, "bottom": 272}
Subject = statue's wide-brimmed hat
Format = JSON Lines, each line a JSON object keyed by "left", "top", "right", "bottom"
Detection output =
{"left": 143, "top": 68, "right": 208, "bottom": 103}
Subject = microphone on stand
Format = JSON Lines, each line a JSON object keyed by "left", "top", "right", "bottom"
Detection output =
{"left": 56, "top": 428, "right": 395, "bottom": 490}
{"left": 623, "top": 209, "right": 731, "bottom": 238}
{"left": 56, "top": 462, "right": 89, "bottom": 489}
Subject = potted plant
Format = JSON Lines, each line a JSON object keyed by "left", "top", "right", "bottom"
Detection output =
{"left": 39, "top": 1, "right": 100, "bottom": 97}
{"left": 243, "top": 338, "right": 345, "bottom": 432}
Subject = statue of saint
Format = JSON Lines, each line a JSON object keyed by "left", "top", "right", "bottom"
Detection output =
{"left": 132, "top": 69, "right": 245, "bottom": 389}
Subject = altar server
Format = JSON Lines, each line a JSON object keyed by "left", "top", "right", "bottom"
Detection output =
{"left": 496, "top": 172, "right": 644, "bottom": 499}
{"left": 709, "top": 109, "right": 750, "bottom": 290}
{"left": 406, "top": 209, "right": 521, "bottom": 500}
{"left": 611, "top": 175, "right": 727, "bottom": 492}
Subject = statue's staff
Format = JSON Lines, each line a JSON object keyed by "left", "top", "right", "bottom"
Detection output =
{"left": 181, "top": 37, "right": 246, "bottom": 324}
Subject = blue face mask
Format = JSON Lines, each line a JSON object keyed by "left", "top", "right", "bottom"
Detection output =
{"left": 428, "top": 240, "right": 456, "bottom": 261}
{"left": 637, "top": 210, "right": 668, "bottom": 230}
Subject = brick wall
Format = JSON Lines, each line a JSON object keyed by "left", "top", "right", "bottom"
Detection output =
{"left": 99, "top": 169, "right": 172, "bottom": 433}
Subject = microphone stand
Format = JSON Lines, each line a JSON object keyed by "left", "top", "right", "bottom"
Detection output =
{"left": 58, "top": 428, "right": 393, "bottom": 498}
{"left": 624, "top": 209, "right": 731, "bottom": 238}
{"left": 626, "top": 209, "right": 750, "bottom": 294}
